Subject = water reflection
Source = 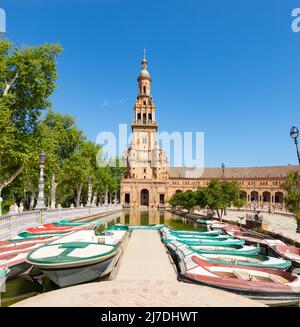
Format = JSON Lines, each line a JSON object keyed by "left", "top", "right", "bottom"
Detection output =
{"left": 118, "top": 209, "right": 203, "bottom": 231}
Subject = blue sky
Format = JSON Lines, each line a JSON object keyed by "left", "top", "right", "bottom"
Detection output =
{"left": 1, "top": 0, "right": 300, "bottom": 167}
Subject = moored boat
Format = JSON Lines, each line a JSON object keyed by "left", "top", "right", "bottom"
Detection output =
{"left": 0, "top": 268, "right": 8, "bottom": 287}
{"left": 174, "top": 245, "right": 291, "bottom": 270}
{"left": 161, "top": 227, "right": 221, "bottom": 237}
{"left": 163, "top": 234, "right": 231, "bottom": 241}
{"left": 179, "top": 255, "right": 300, "bottom": 306}
{"left": 165, "top": 237, "right": 245, "bottom": 247}
{"left": 0, "top": 252, "right": 32, "bottom": 279}
{"left": 26, "top": 229, "right": 129, "bottom": 287}
{"left": 166, "top": 240, "right": 260, "bottom": 256}
{"left": 269, "top": 244, "right": 300, "bottom": 269}
{"left": 9, "top": 231, "right": 70, "bottom": 242}
{"left": 53, "top": 220, "right": 98, "bottom": 227}
{"left": 107, "top": 224, "right": 129, "bottom": 231}
{"left": 225, "top": 229, "right": 284, "bottom": 254}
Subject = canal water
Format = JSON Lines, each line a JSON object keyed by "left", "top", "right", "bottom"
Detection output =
{"left": 1, "top": 210, "right": 200, "bottom": 307}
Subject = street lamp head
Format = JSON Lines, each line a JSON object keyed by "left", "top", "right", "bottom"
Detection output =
{"left": 39, "top": 151, "right": 46, "bottom": 165}
{"left": 221, "top": 163, "right": 225, "bottom": 169}
{"left": 290, "top": 126, "right": 299, "bottom": 140}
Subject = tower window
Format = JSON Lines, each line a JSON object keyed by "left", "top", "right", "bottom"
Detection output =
{"left": 143, "top": 86, "right": 146, "bottom": 94}
{"left": 144, "top": 168, "right": 146, "bottom": 173}
{"left": 143, "top": 101, "right": 146, "bottom": 105}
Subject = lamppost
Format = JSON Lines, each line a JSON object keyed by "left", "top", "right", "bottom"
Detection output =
{"left": 221, "top": 163, "right": 225, "bottom": 179}
{"left": 87, "top": 176, "right": 92, "bottom": 207}
{"left": 290, "top": 126, "right": 300, "bottom": 165}
{"left": 221, "top": 163, "right": 227, "bottom": 216}
{"left": 35, "top": 151, "right": 46, "bottom": 210}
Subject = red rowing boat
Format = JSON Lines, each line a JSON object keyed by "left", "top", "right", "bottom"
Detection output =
{"left": 269, "top": 244, "right": 300, "bottom": 268}
{"left": 179, "top": 254, "right": 300, "bottom": 306}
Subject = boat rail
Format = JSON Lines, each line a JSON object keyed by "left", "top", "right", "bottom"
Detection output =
{"left": 0, "top": 205, "right": 122, "bottom": 240}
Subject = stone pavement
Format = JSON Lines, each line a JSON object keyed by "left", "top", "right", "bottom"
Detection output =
{"left": 115, "top": 230, "right": 177, "bottom": 281}
{"left": 12, "top": 280, "right": 265, "bottom": 307}
{"left": 224, "top": 210, "right": 300, "bottom": 243}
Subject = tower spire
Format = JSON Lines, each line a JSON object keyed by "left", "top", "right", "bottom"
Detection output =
{"left": 144, "top": 47, "right": 146, "bottom": 61}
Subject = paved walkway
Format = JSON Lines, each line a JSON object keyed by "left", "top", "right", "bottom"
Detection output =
{"left": 115, "top": 230, "right": 177, "bottom": 281}
{"left": 227, "top": 211, "right": 300, "bottom": 243}
{"left": 195, "top": 210, "right": 300, "bottom": 243}
{"left": 13, "top": 280, "right": 265, "bottom": 307}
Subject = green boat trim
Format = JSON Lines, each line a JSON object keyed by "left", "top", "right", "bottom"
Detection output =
{"left": 165, "top": 238, "right": 245, "bottom": 246}
{"left": 167, "top": 240, "right": 261, "bottom": 256}
{"left": 168, "top": 230, "right": 221, "bottom": 236}
{"left": 53, "top": 220, "right": 97, "bottom": 227}
{"left": 107, "top": 225, "right": 129, "bottom": 231}
{"left": 197, "top": 253, "right": 292, "bottom": 270}
{"left": 9, "top": 232, "right": 63, "bottom": 241}
{"left": 26, "top": 242, "right": 117, "bottom": 267}
{"left": 189, "top": 244, "right": 261, "bottom": 255}
{"left": 163, "top": 235, "right": 231, "bottom": 241}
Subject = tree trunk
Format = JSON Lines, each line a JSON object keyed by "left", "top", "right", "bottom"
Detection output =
{"left": 92, "top": 191, "right": 98, "bottom": 207}
{"left": 50, "top": 175, "right": 57, "bottom": 209}
{"left": 76, "top": 183, "right": 83, "bottom": 207}
{"left": 0, "top": 188, "right": 3, "bottom": 216}
{"left": 296, "top": 213, "right": 300, "bottom": 234}
{"left": 0, "top": 166, "right": 24, "bottom": 212}
{"left": 216, "top": 209, "right": 221, "bottom": 221}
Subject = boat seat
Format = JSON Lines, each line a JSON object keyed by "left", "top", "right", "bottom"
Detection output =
{"left": 269, "top": 274, "right": 288, "bottom": 284}
{"left": 233, "top": 270, "right": 251, "bottom": 280}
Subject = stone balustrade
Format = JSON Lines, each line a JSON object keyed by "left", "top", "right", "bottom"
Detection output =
{"left": 0, "top": 205, "right": 122, "bottom": 241}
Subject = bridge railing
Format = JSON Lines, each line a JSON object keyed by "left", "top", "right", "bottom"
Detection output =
{"left": 0, "top": 205, "right": 122, "bottom": 241}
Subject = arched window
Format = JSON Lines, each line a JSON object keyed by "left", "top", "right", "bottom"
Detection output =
{"left": 148, "top": 113, "right": 152, "bottom": 123}
{"left": 137, "top": 113, "right": 141, "bottom": 121}
{"left": 143, "top": 113, "right": 147, "bottom": 123}
{"left": 143, "top": 86, "right": 146, "bottom": 94}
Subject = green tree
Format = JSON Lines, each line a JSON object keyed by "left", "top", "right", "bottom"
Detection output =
{"left": 0, "top": 37, "right": 62, "bottom": 214}
{"left": 283, "top": 172, "right": 300, "bottom": 233}
{"left": 37, "top": 110, "right": 84, "bottom": 209}
{"left": 205, "top": 179, "right": 241, "bottom": 221}
{"left": 168, "top": 192, "right": 183, "bottom": 209}
{"left": 194, "top": 188, "right": 208, "bottom": 210}
{"left": 233, "top": 196, "right": 247, "bottom": 211}
{"left": 181, "top": 190, "right": 197, "bottom": 213}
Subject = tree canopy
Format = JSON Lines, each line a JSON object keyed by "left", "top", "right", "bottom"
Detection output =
{"left": 283, "top": 172, "right": 300, "bottom": 233}
{"left": 0, "top": 37, "right": 124, "bottom": 214}
{"left": 168, "top": 179, "right": 245, "bottom": 220}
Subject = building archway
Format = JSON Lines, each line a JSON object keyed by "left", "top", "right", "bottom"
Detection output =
{"left": 262, "top": 191, "right": 271, "bottom": 203}
{"left": 250, "top": 191, "right": 259, "bottom": 202}
{"left": 175, "top": 190, "right": 182, "bottom": 194}
{"left": 240, "top": 191, "right": 247, "bottom": 199}
{"left": 140, "top": 189, "right": 149, "bottom": 206}
{"left": 275, "top": 191, "right": 284, "bottom": 204}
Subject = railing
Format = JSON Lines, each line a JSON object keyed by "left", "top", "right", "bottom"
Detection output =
{"left": 131, "top": 120, "right": 158, "bottom": 127}
{"left": 0, "top": 205, "right": 122, "bottom": 241}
